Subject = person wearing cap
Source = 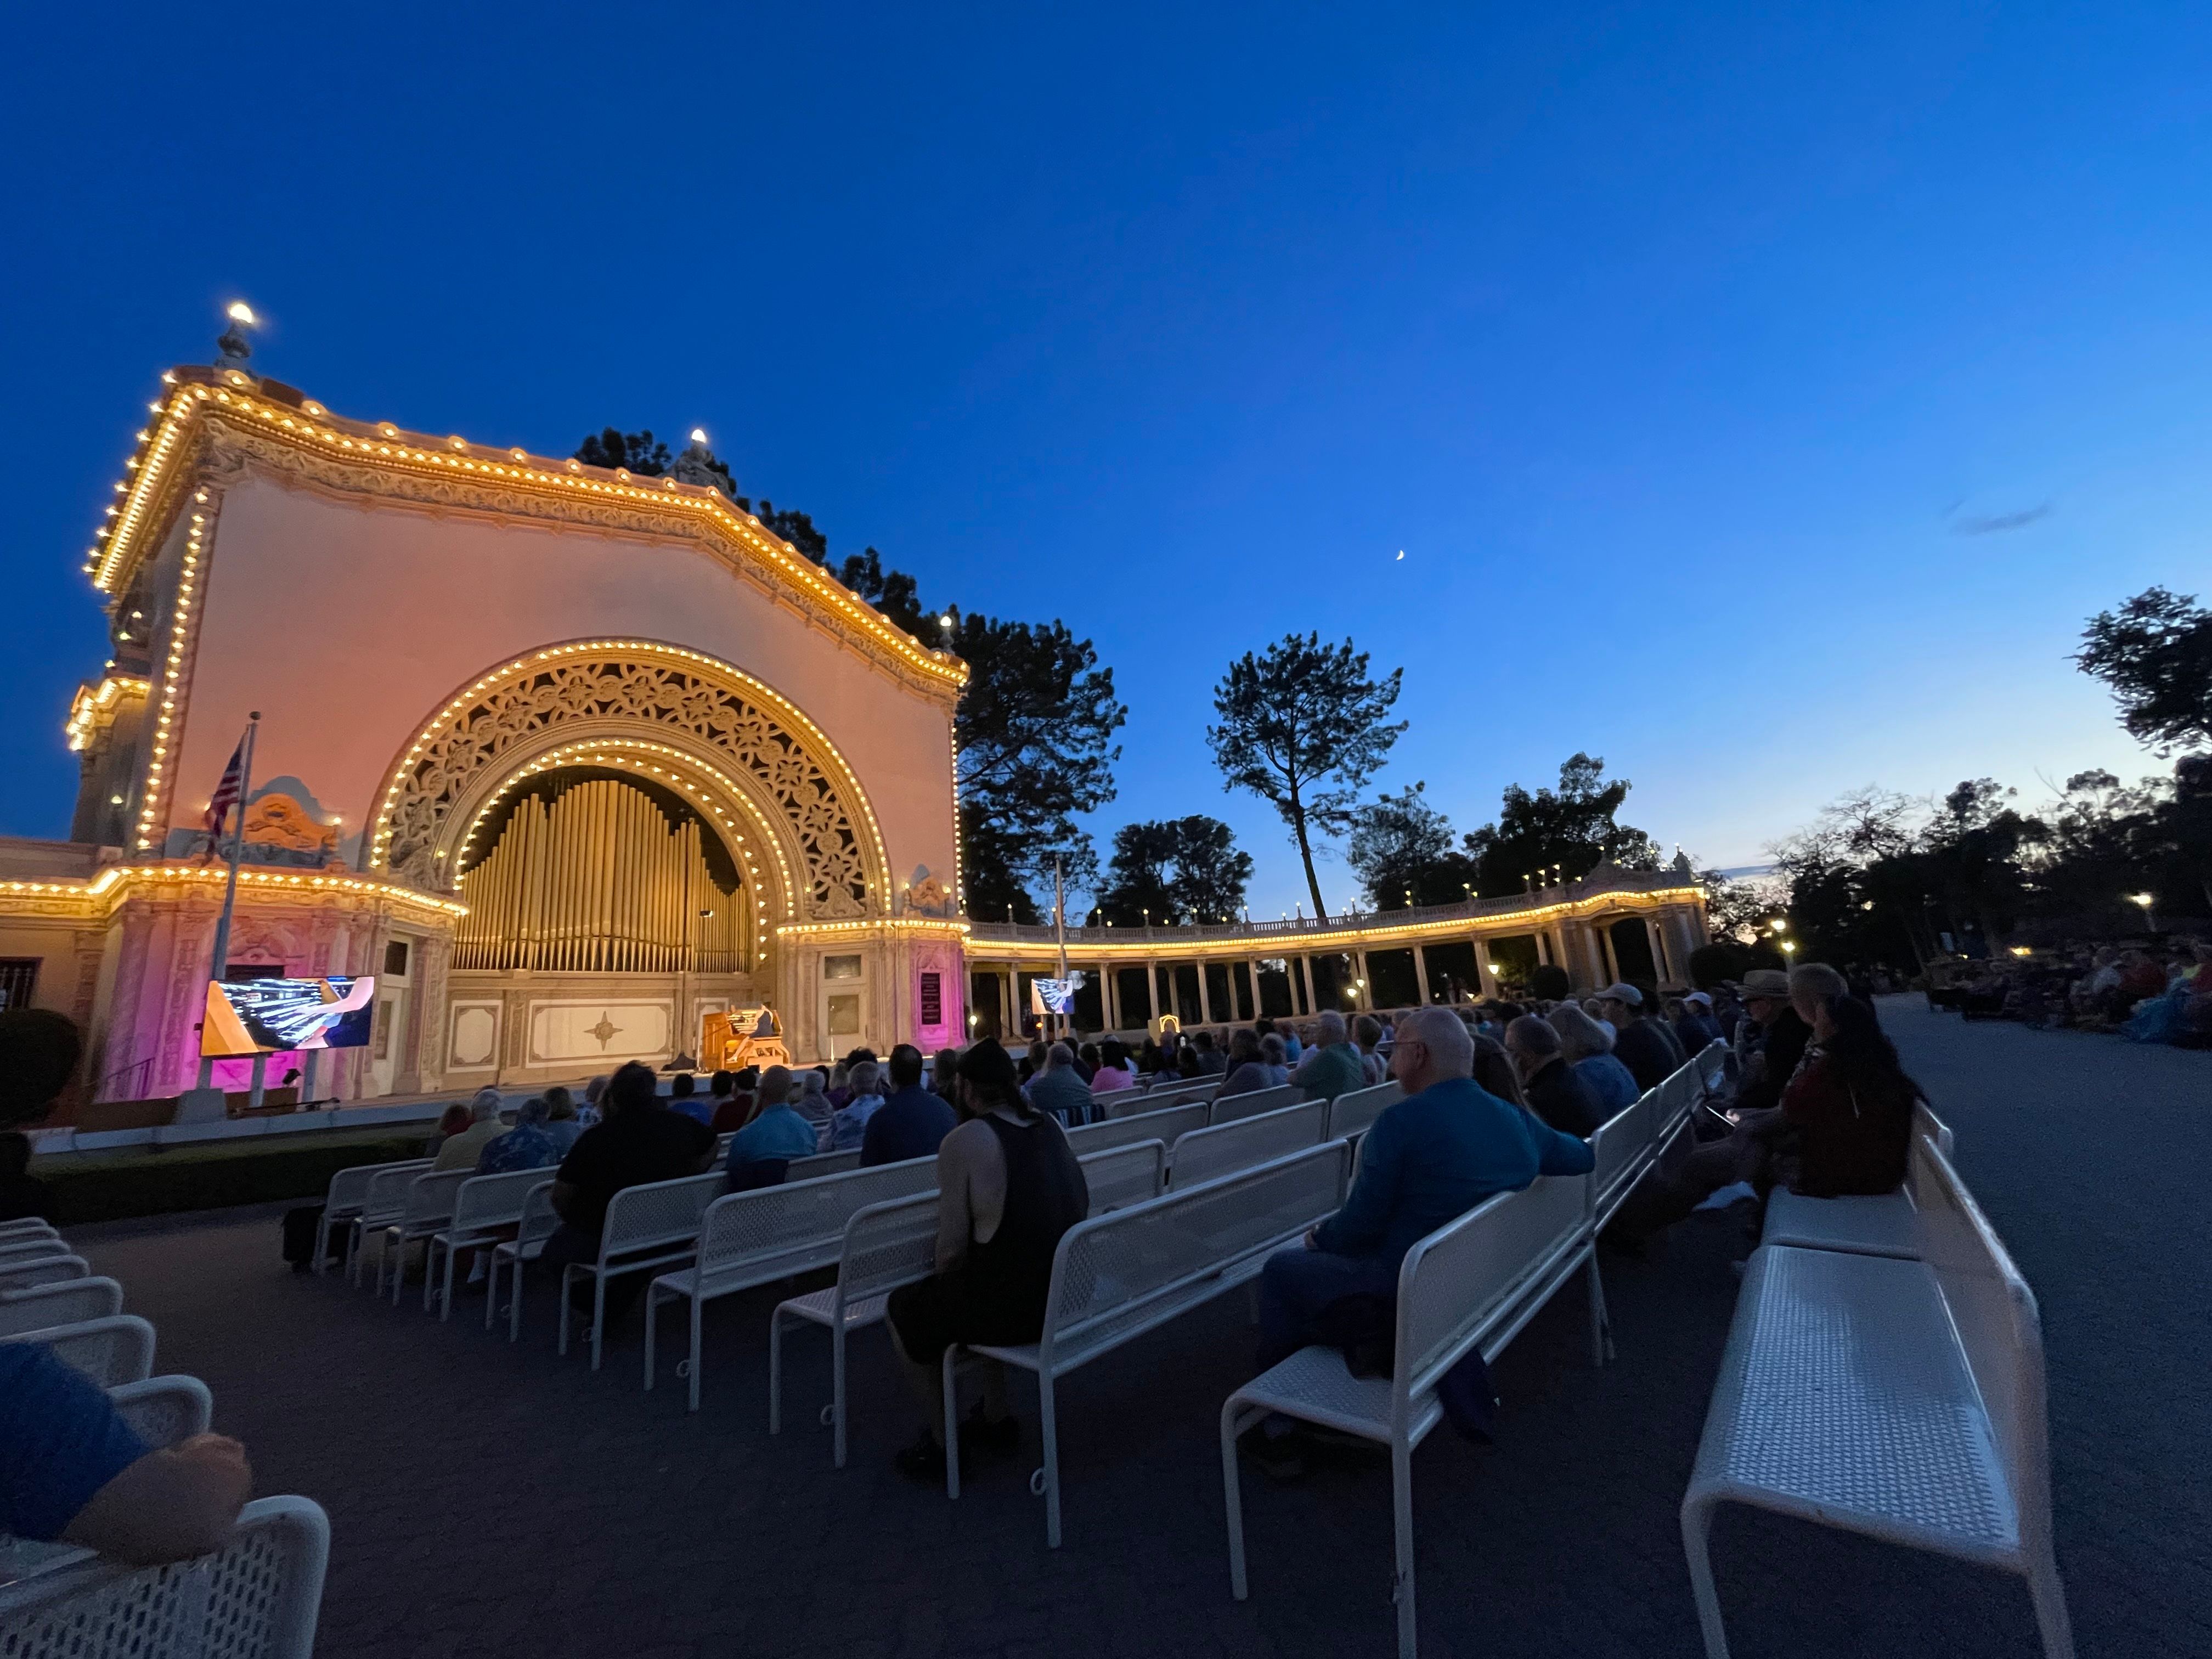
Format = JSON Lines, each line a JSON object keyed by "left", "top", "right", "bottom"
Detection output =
{"left": 1595, "top": 984, "right": 1684, "bottom": 1092}
{"left": 884, "top": 1039, "right": 1088, "bottom": 1482}
{"left": 1674, "top": 991, "right": 1724, "bottom": 1054}
{"left": 1733, "top": 968, "right": 1812, "bottom": 1116}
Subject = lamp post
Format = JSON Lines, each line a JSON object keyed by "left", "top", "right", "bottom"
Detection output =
{"left": 2132, "top": 891, "right": 2159, "bottom": 933}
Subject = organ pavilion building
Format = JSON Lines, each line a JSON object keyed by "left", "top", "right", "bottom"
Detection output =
{"left": 3, "top": 342, "right": 1706, "bottom": 1124}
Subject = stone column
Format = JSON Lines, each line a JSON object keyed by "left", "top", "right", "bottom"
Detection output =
{"left": 1146, "top": 961, "right": 1162, "bottom": 1027}
{"left": 1474, "top": 943, "right": 1499, "bottom": 1000}
{"left": 1100, "top": 964, "right": 1118, "bottom": 1034}
{"left": 1299, "top": 956, "right": 1317, "bottom": 1016}
{"left": 1196, "top": 960, "right": 1213, "bottom": 1025}
{"left": 1247, "top": 958, "right": 1262, "bottom": 1020}
{"left": 1644, "top": 916, "right": 1669, "bottom": 984}
{"left": 1412, "top": 944, "right": 1432, "bottom": 1005}
{"left": 1356, "top": 949, "right": 1373, "bottom": 1010}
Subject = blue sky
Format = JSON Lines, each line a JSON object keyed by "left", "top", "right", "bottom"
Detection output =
{"left": 4, "top": 3, "right": 2208, "bottom": 915}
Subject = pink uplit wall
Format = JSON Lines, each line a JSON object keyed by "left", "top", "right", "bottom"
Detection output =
{"left": 163, "top": 476, "right": 958, "bottom": 888}
{"left": 910, "top": 940, "right": 966, "bottom": 1054}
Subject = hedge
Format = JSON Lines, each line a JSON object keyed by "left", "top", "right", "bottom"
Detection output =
{"left": 38, "top": 1131, "right": 432, "bottom": 1227}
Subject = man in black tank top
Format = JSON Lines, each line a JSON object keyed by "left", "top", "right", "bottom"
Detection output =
{"left": 884, "top": 1040, "right": 1088, "bottom": 1481}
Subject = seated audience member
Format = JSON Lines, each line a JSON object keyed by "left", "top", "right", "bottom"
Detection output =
{"left": 1090, "top": 1039, "right": 1136, "bottom": 1098}
{"left": 1353, "top": 1014, "right": 1387, "bottom": 1085}
{"left": 578, "top": 1074, "right": 610, "bottom": 1127}
{"left": 1136, "top": 1037, "right": 1164, "bottom": 1077}
{"left": 425, "top": 1102, "right": 471, "bottom": 1159}
{"left": 794, "top": 1070, "right": 834, "bottom": 1146}
{"left": 1258, "top": 1032, "right": 1291, "bottom": 1085}
{"left": 884, "top": 1040, "right": 1089, "bottom": 1480}
{"left": 826, "top": 1062, "right": 854, "bottom": 1111}
{"left": 1020, "top": 1042, "right": 1049, "bottom": 1085}
{"left": 667, "top": 1073, "right": 713, "bottom": 1126}
{"left": 1242, "top": 1008, "right": 1595, "bottom": 1477}
{"left": 830, "top": 1060, "right": 889, "bottom": 1151}
{"left": 703, "top": 1070, "right": 744, "bottom": 1132}
{"left": 1279, "top": 1023, "right": 1303, "bottom": 1064}
{"left": 1549, "top": 1005, "right": 1640, "bottom": 1116}
{"left": 433, "top": 1090, "right": 509, "bottom": 1171}
{"left": 1470, "top": 1033, "right": 1528, "bottom": 1108}
{"left": 1292, "top": 1010, "right": 1367, "bottom": 1102}
{"left": 541, "top": 1087, "right": 584, "bottom": 1157}
{"left": 1177, "top": 1043, "right": 1204, "bottom": 1079}
{"left": 932, "top": 1048, "right": 964, "bottom": 1103}
{"left": 0, "top": 1340, "right": 255, "bottom": 1565}
{"left": 1190, "top": 1029, "right": 1228, "bottom": 1075}
{"left": 1610, "top": 966, "right": 1918, "bottom": 1244}
{"left": 1504, "top": 1015, "right": 1604, "bottom": 1136}
{"left": 478, "top": 1096, "right": 560, "bottom": 1174}
{"left": 723, "top": 1068, "right": 817, "bottom": 1187}
{"left": 0, "top": 1130, "right": 51, "bottom": 1223}
{"left": 863, "top": 1045, "right": 958, "bottom": 1166}
{"left": 1596, "top": 984, "right": 1686, "bottom": 1091}
{"left": 1217, "top": 1029, "right": 1274, "bottom": 1096}
{"left": 1674, "top": 991, "right": 1724, "bottom": 1053}
{"left": 1024, "top": 1042, "right": 1096, "bottom": 1126}
{"left": 543, "top": 1062, "right": 719, "bottom": 1316}
{"left": 1071, "top": 1043, "right": 1099, "bottom": 1084}
{"left": 1733, "top": 968, "right": 1819, "bottom": 1114}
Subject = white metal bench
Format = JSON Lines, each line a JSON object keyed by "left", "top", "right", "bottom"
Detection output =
{"left": 2, "top": 1313, "right": 157, "bottom": 1387}
{"left": 375, "top": 1169, "right": 472, "bottom": 1304}
{"left": 1221, "top": 1169, "right": 1596, "bottom": 1659}
{"left": 1169, "top": 1101, "right": 1327, "bottom": 1189}
{"left": 790, "top": 1148, "right": 861, "bottom": 1179}
{"left": 646, "top": 1157, "right": 939, "bottom": 1408}
{"left": 0, "top": 1275, "right": 124, "bottom": 1338}
{"left": 947, "top": 1139, "right": 1355, "bottom": 1544}
{"left": 0, "top": 1217, "right": 58, "bottom": 1240}
{"left": 316, "top": 1157, "right": 428, "bottom": 1278}
{"left": 425, "top": 1166, "right": 560, "bottom": 1318}
{"left": 1760, "top": 1104, "right": 1955, "bottom": 1260}
{"left": 1680, "top": 1133, "right": 2073, "bottom": 1658}
{"left": 1068, "top": 1100, "right": 1208, "bottom": 1153}
{"left": 1323, "top": 1079, "right": 1401, "bottom": 1141}
{"left": 0, "top": 1235, "right": 71, "bottom": 1269}
{"left": 561, "top": 1171, "right": 725, "bottom": 1370}
{"left": 0, "top": 1494, "right": 330, "bottom": 1659}
{"left": 489, "top": 1180, "right": 560, "bottom": 1339}
{"left": 347, "top": 1160, "right": 433, "bottom": 1286}
{"left": 769, "top": 1139, "right": 1171, "bottom": 1465}
{"left": 1208, "top": 1082, "right": 1300, "bottom": 1126}
{"left": 111, "top": 1373, "right": 215, "bottom": 1447}
{"left": 0, "top": 1254, "right": 91, "bottom": 1294}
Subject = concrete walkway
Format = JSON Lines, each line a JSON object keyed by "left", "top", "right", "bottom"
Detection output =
{"left": 62, "top": 998, "right": 2204, "bottom": 1657}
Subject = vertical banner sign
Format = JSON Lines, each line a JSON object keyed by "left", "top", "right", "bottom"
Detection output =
{"left": 919, "top": 971, "right": 943, "bottom": 1027}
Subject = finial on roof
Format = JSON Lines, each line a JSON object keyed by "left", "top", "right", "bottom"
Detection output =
{"left": 216, "top": 301, "right": 258, "bottom": 373}
{"left": 671, "top": 428, "right": 727, "bottom": 491}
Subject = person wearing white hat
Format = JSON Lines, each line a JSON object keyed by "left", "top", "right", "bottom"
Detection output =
{"left": 1674, "top": 991, "right": 1723, "bottom": 1053}
{"left": 1595, "top": 983, "right": 1685, "bottom": 1091}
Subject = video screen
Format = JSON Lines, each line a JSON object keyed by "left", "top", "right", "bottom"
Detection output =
{"left": 201, "top": 976, "right": 376, "bottom": 1058}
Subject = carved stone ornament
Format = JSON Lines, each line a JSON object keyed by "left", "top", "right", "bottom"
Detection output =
{"left": 374, "top": 648, "right": 877, "bottom": 921}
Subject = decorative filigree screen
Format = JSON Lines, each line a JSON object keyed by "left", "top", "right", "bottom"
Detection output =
{"left": 375, "top": 652, "right": 872, "bottom": 917}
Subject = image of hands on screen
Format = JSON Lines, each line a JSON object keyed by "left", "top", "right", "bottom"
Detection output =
{"left": 201, "top": 977, "right": 376, "bottom": 1058}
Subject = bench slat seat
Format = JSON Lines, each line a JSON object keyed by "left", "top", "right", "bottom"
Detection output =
{"left": 1681, "top": 1133, "right": 2073, "bottom": 1659}
{"left": 1759, "top": 1105, "right": 1956, "bottom": 1261}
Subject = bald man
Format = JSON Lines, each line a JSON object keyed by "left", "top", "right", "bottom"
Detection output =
{"left": 1241, "top": 1008, "right": 1593, "bottom": 1474}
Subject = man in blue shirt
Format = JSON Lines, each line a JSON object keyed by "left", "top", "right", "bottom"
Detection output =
{"left": 1, "top": 1341, "right": 253, "bottom": 1562}
{"left": 1251, "top": 1006, "right": 1595, "bottom": 1393}
{"left": 863, "top": 1045, "right": 958, "bottom": 1165}
{"left": 724, "top": 1075, "right": 823, "bottom": 1187}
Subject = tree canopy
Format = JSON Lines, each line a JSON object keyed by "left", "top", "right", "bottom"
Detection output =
{"left": 1206, "top": 633, "right": 1405, "bottom": 919}
{"left": 574, "top": 428, "right": 672, "bottom": 475}
{"left": 1461, "top": 753, "right": 1658, "bottom": 894}
{"left": 1345, "top": 783, "right": 1480, "bottom": 909}
{"left": 2075, "top": 586, "right": 2212, "bottom": 754}
{"left": 1090, "top": 816, "right": 1252, "bottom": 926}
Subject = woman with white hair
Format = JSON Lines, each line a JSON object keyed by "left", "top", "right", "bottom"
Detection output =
{"left": 830, "top": 1060, "right": 888, "bottom": 1151}
{"left": 1549, "top": 1005, "right": 1640, "bottom": 1115}
{"left": 477, "top": 1096, "right": 559, "bottom": 1175}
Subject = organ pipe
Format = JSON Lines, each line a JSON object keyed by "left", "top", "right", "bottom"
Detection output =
{"left": 454, "top": 777, "right": 751, "bottom": 974}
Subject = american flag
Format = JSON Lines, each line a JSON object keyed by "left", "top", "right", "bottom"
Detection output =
{"left": 204, "top": 736, "right": 246, "bottom": 843}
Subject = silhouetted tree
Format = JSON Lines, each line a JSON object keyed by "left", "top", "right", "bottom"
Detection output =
{"left": 2075, "top": 587, "right": 2212, "bottom": 754}
{"left": 1092, "top": 816, "right": 1252, "bottom": 926}
{"left": 573, "top": 428, "right": 672, "bottom": 475}
{"left": 1462, "top": 754, "right": 1656, "bottom": 895}
{"left": 1346, "top": 783, "right": 1481, "bottom": 909}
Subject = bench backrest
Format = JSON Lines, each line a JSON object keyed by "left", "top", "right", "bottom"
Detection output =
{"left": 1067, "top": 1101, "right": 1207, "bottom": 1153}
{"left": 0, "top": 1254, "right": 88, "bottom": 1293}
{"left": 836, "top": 1192, "right": 942, "bottom": 1310}
{"left": 791, "top": 1148, "right": 860, "bottom": 1180}
{"left": 0, "top": 1217, "right": 57, "bottom": 1239}
{"left": 1170, "top": 1100, "right": 1327, "bottom": 1189}
{"left": 695, "top": 1158, "right": 937, "bottom": 1283}
{"left": 1912, "top": 1132, "right": 2049, "bottom": 1543}
{"left": 1589, "top": 1094, "right": 1654, "bottom": 1214}
{"left": 450, "top": 1165, "right": 560, "bottom": 1232}
{"left": 1325, "top": 1080, "right": 1401, "bottom": 1141}
{"left": 0, "top": 1276, "right": 123, "bottom": 1338}
{"left": 325, "top": 1156, "right": 430, "bottom": 1215}
{"left": 0, "top": 1494, "right": 330, "bottom": 1659}
{"left": 514, "top": 1180, "right": 560, "bottom": 1250}
{"left": 1209, "top": 1083, "right": 1300, "bottom": 1126}
{"left": 360, "top": 1161, "right": 431, "bottom": 1223}
{"left": 3, "top": 1314, "right": 156, "bottom": 1387}
{"left": 400, "top": 1168, "right": 473, "bottom": 1229}
{"left": 109, "top": 1375, "right": 213, "bottom": 1448}
{"left": 1078, "top": 1138, "right": 1167, "bottom": 1214}
{"left": 1395, "top": 1171, "right": 1590, "bottom": 1426}
{"left": 0, "top": 1234, "right": 69, "bottom": 1265}
{"left": 599, "top": 1171, "right": 726, "bottom": 1265}
{"left": 1913, "top": 1102, "right": 1955, "bottom": 1159}
{"left": 1039, "top": 1141, "right": 1352, "bottom": 1367}
{"left": 1696, "top": 1038, "right": 1729, "bottom": 1094}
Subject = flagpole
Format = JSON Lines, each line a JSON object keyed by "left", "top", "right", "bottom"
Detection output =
{"left": 196, "top": 712, "right": 261, "bottom": 1090}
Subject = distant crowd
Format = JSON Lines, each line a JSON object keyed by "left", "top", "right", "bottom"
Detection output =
{"left": 1931, "top": 938, "right": 2212, "bottom": 1047}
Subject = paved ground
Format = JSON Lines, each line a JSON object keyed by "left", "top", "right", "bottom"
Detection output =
{"left": 66, "top": 1000, "right": 2209, "bottom": 1657}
